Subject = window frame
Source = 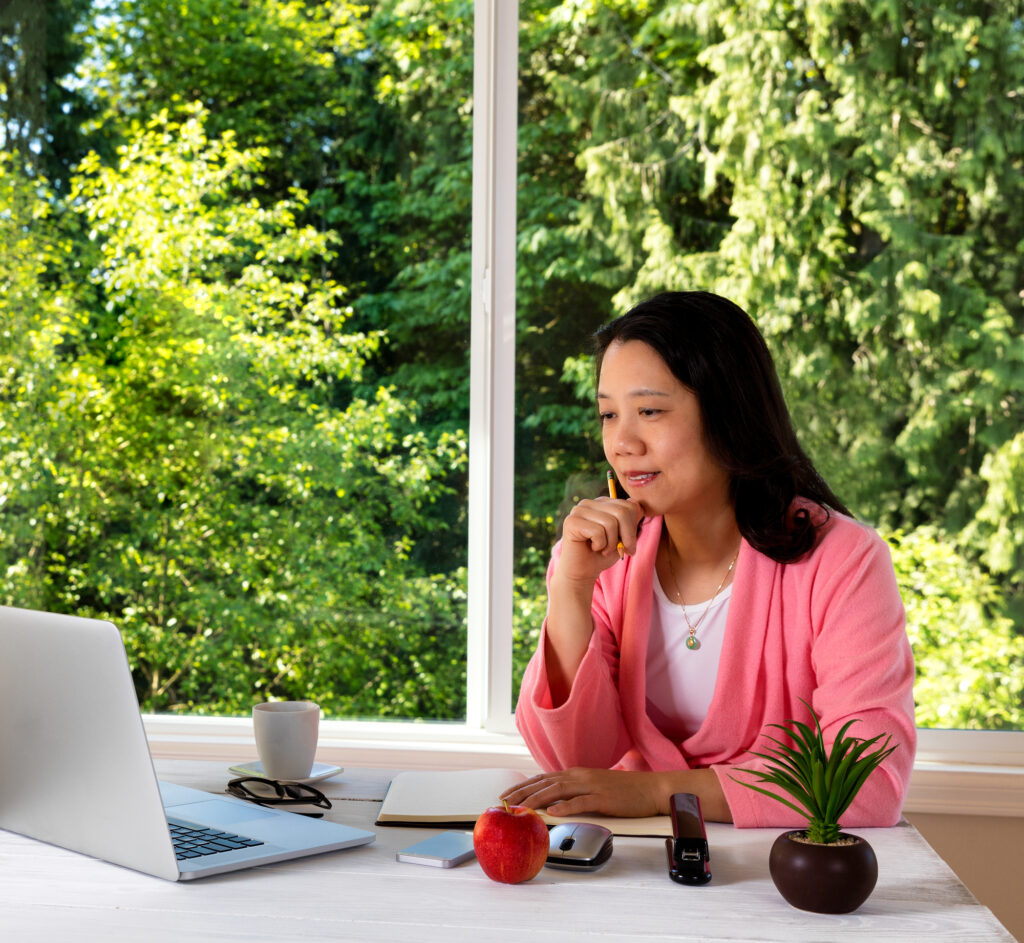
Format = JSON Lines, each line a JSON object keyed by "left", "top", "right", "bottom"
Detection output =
{"left": 142, "top": 0, "right": 1024, "bottom": 817}
{"left": 465, "top": 0, "right": 518, "bottom": 736}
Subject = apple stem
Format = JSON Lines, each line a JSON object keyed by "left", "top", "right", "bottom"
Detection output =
{"left": 502, "top": 798, "right": 510, "bottom": 813}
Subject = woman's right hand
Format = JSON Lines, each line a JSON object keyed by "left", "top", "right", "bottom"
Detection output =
{"left": 553, "top": 496, "right": 643, "bottom": 587}
{"left": 542, "top": 495, "right": 642, "bottom": 704}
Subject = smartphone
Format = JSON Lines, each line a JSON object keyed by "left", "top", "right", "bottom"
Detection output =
{"left": 396, "top": 831, "right": 477, "bottom": 868}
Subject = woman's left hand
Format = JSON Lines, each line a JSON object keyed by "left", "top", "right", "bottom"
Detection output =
{"left": 499, "top": 768, "right": 664, "bottom": 819}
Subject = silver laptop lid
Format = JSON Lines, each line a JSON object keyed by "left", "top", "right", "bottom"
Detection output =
{"left": 0, "top": 606, "right": 180, "bottom": 880}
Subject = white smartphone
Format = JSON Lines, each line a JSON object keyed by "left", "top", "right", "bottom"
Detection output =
{"left": 396, "top": 830, "right": 477, "bottom": 868}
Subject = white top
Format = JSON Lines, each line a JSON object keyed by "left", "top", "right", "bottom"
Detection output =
{"left": 645, "top": 572, "right": 732, "bottom": 742}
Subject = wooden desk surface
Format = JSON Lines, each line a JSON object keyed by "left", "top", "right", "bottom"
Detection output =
{"left": 0, "top": 759, "right": 1015, "bottom": 942}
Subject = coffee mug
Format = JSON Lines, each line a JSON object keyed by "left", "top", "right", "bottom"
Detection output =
{"left": 252, "top": 700, "right": 320, "bottom": 781}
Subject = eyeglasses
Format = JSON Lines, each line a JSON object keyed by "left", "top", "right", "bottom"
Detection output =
{"left": 226, "top": 776, "right": 332, "bottom": 818}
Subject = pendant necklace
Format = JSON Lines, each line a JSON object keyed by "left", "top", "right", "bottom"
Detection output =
{"left": 667, "top": 546, "right": 738, "bottom": 652}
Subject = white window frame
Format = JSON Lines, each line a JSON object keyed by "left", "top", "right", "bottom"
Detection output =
{"left": 144, "top": 0, "right": 1024, "bottom": 817}
{"left": 465, "top": 0, "right": 519, "bottom": 737}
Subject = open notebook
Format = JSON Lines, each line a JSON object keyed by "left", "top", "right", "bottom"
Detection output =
{"left": 376, "top": 768, "right": 673, "bottom": 837}
{"left": 0, "top": 606, "right": 375, "bottom": 880}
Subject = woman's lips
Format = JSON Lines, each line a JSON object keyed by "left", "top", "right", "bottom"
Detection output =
{"left": 625, "top": 472, "right": 659, "bottom": 487}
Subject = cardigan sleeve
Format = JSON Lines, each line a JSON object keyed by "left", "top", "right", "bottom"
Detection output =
{"left": 514, "top": 542, "right": 635, "bottom": 770}
{"left": 715, "top": 521, "right": 916, "bottom": 828}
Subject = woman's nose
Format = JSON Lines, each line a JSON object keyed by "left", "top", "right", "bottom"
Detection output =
{"left": 610, "top": 420, "right": 644, "bottom": 455}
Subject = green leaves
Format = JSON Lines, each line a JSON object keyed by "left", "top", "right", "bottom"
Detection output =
{"left": 512, "top": 0, "right": 1024, "bottom": 725}
{"left": 889, "top": 527, "right": 1024, "bottom": 729}
{"left": 0, "top": 100, "right": 469, "bottom": 718}
{"left": 732, "top": 701, "right": 898, "bottom": 845}
{"left": 3, "top": 0, "right": 1023, "bottom": 728}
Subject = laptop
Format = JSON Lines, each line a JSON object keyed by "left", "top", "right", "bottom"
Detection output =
{"left": 0, "top": 605, "right": 375, "bottom": 880}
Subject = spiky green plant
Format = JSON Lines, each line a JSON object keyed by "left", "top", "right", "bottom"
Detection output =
{"left": 732, "top": 700, "right": 898, "bottom": 844}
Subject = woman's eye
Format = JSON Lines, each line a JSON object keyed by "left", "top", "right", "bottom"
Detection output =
{"left": 640, "top": 408, "right": 662, "bottom": 417}
{"left": 598, "top": 411, "right": 615, "bottom": 423}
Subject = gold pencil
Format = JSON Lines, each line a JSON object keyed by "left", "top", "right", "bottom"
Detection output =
{"left": 606, "top": 470, "right": 626, "bottom": 559}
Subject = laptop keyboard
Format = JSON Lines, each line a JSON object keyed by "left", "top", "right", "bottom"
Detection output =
{"left": 168, "top": 819, "right": 265, "bottom": 861}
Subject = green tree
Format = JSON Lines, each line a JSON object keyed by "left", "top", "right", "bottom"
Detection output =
{"left": 1, "top": 108, "right": 467, "bottom": 715}
{"left": 0, "top": 0, "right": 96, "bottom": 187}
{"left": 80, "top": 0, "right": 481, "bottom": 574}
{"left": 514, "top": 0, "right": 1024, "bottom": 719}
{"left": 0, "top": 151, "right": 86, "bottom": 607}
{"left": 530, "top": 0, "right": 1023, "bottom": 539}
{"left": 3, "top": 0, "right": 1021, "bottom": 728}
{"left": 890, "top": 527, "right": 1024, "bottom": 729}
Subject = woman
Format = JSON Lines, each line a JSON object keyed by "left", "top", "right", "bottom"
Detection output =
{"left": 503, "top": 291, "right": 916, "bottom": 827}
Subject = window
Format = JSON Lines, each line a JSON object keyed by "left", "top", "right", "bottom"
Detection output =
{"left": 3, "top": 1, "right": 479, "bottom": 723}
{"left": 2, "top": 1, "right": 1022, "bottom": 813}
{"left": 499, "top": 0, "right": 1024, "bottom": 813}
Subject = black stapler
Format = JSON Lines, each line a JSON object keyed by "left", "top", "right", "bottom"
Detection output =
{"left": 665, "top": 792, "right": 712, "bottom": 885}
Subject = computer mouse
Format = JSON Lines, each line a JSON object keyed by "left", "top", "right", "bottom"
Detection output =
{"left": 545, "top": 822, "right": 613, "bottom": 871}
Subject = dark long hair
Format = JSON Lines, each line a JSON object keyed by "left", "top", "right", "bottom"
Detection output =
{"left": 594, "top": 291, "right": 850, "bottom": 562}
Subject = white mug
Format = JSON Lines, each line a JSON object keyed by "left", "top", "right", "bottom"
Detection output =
{"left": 252, "top": 700, "right": 320, "bottom": 781}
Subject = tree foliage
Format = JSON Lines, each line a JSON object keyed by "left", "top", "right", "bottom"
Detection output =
{"left": 0, "top": 0, "right": 1021, "bottom": 726}
{"left": 1, "top": 107, "right": 466, "bottom": 716}
{"left": 513, "top": 0, "right": 1024, "bottom": 728}
{"left": 890, "top": 528, "right": 1024, "bottom": 729}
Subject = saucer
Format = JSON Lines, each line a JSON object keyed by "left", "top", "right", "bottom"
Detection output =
{"left": 228, "top": 760, "right": 344, "bottom": 785}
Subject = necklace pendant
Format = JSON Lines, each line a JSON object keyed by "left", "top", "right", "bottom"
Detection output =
{"left": 685, "top": 635, "right": 700, "bottom": 651}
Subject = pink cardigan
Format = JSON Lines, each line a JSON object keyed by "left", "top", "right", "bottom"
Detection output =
{"left": 515, "top": 510, "right": 917, "bottom": 828}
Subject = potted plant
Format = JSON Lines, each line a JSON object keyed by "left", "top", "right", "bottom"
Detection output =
{"left": 733, "top": 700, "right": 898, "bottom": 914}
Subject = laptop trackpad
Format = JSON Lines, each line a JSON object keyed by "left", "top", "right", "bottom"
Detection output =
{"left": 171, "top": 798, "right": 278, "bottom": 827}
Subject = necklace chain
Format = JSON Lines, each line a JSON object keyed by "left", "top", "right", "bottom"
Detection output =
{"left": 666, "top": 546, "right": 738, "bottom": 652}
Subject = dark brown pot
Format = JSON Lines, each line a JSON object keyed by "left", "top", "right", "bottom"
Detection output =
{"left": 768, "top": 830, "right": 878, "bottom": 914}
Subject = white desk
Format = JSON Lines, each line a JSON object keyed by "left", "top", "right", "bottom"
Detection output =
{"left": 0, "top": 759, "right": 1015, "bottom": 942}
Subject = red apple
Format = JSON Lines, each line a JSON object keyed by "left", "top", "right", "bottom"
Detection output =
{"left": 473, "top": 800, "right": 549, "bottom": 884}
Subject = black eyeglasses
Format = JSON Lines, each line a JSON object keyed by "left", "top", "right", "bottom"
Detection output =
{"left": 226, "top": 776, "right": 332, "bottom": 818}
